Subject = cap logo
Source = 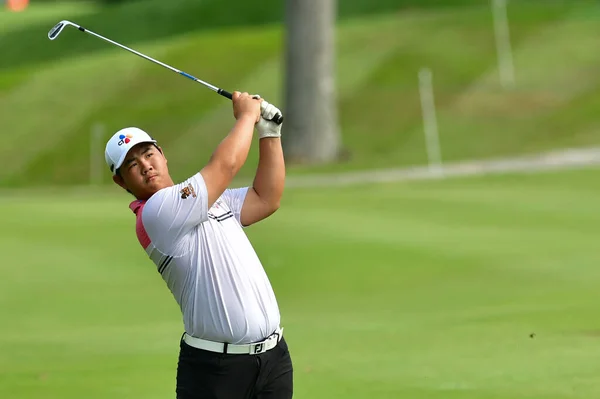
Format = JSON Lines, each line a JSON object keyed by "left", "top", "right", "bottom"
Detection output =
{"left": 118, "top": 133, "right": 134, "bottom": 146}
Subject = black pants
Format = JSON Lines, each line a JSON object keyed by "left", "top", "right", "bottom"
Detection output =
{"left": 176, "top": 335, "right": 293, "bottom": 399}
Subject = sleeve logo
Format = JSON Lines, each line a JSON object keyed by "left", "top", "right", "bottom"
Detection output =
{"left": 180, "top": 183, "right": 197, "bottom": 199}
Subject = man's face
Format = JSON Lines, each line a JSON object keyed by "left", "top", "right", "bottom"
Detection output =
{"left": 113, "top": 142, "right": 173, "bottom": 200}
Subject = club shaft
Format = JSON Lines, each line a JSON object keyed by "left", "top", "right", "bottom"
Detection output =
{"left": 56, "top": 21, "right": 281, "bottom": 123}
{"left": 81, "top": 27, "right": 223, "bottom": 95}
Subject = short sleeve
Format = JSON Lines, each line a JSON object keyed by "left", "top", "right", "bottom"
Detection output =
{"left": 220, "top": 187, "right": 249, "bottom": 224}
{"left": 141, "top": 172, "right": 209, "bottom": 253}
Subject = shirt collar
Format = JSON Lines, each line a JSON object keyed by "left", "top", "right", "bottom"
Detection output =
{"left": 129, "top": 199, "right": 145, "bottom": 215}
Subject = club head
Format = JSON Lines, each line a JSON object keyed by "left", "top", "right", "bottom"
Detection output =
{"left": 48, "top": 20, "right": 78, "bottom": 40}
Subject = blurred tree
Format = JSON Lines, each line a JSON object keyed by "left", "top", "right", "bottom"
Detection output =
{"left": 282, "top": 0, "right": 341, "bottom": 164}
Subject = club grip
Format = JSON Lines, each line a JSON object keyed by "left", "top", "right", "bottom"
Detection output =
{"left": 271, "top": 113, "right": 283, "bottom": 125}
{"left": 219, "top": 89, "right": 283, "bottom": 125}
{"left": 218, "top": 89, "right": 233, "bottom": 99}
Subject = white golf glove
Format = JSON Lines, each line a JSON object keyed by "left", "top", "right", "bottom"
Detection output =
{"left": 255, "top": 96, "right": 282, "bottom": 139}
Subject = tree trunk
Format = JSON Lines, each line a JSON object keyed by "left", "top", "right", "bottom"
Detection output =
{"left": 282, "top": 0, "right": 341, "bottom": 164}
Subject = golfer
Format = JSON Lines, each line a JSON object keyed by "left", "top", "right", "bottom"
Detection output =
{"left": 104, "top": 92, "right": 292, "bottom": 399}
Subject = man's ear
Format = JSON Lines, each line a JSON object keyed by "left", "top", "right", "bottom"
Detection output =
{"left": 157, "top": 145, "right": 167, "bottom": 163}
{"left": 112, "top": 174, "right": 128, "bottom": 191}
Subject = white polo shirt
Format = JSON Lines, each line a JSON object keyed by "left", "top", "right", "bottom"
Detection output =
{"left": 129, "top": 172, "right": 281, "bottom": 345}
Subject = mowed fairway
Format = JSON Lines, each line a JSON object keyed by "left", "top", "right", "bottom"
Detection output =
{"left": 2, "top": 167, "right": 600, "bottom": 399}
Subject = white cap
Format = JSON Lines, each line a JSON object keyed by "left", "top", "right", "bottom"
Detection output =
{"left": 105, "top": 127, "right": 157, "bottom": 175}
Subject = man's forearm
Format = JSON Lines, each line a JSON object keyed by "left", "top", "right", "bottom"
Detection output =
{"left": 210, "top": 115, "right": 256, "bottom": 175}
{"left": 252, "top": 138, "right": 285, "bottom": 207}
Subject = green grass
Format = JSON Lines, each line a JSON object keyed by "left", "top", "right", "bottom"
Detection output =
{"left": 3, "top": 167, "right": 600, "bottom": 398}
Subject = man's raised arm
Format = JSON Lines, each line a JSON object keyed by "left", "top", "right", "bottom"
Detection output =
{"left": 239, "top": 100, "right": 285, "bottom": 227}
{"left": 200, "top": 92, "right": 262, "bottom": 208}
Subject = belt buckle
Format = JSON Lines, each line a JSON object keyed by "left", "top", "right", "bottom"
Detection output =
{"left": 249, "top": 328, "right": 282, "bottom": 355}
{"left": 250, "top": 341, "right": 266, "bottom": 354}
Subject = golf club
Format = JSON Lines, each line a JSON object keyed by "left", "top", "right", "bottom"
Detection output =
{"left": 47, "top": 20, "right": 283, "bottom": 125}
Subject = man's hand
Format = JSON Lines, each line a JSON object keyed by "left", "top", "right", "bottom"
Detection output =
{"left": 232, "top": 91, "right": 262, "bottom": 123}
{"left": 255, "top": 98, "right": 283, "bottom": 139}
